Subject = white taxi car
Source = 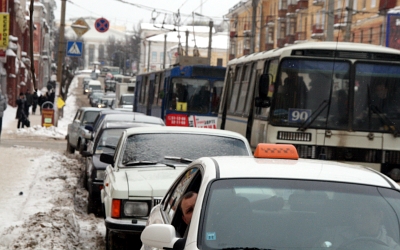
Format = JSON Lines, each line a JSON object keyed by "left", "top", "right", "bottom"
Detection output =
{"left": 141, "top": 144, "right": 400, "bottom": 250}
{"left": 100, "top": 126, "right": 253, "bottom": 249}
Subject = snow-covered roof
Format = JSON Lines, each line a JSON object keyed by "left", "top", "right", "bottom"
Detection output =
{"left": 141, "top": 23, "right": 215, "bottom": 34}
{"left": 147, "top": 32, "right": 228, "bottom": 50}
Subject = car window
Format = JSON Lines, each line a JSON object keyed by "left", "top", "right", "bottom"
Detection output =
{"left": 163, "top": 168, "right": 200, "bottom": 226}
{"left": 120, "top": 134, "right": 249, "bottom": 165}
{"left": 94, "top": 128, "right": 125, "bottom": 154}
{"left": 200, "top": 179, "right": 400, "bottom": 250}
{"left": 82, "top": 111, "right": 100, "bottom": 125}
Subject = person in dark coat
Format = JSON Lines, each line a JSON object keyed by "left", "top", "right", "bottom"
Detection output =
{"left": 16, "top": 93, "right": 26, "bottom": 129}
{"left": 32, "top": 89, "right": 39, "bottom": 115}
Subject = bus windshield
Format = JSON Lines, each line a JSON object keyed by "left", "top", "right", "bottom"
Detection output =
{"left": 353, "top": 62, "right": 400, "bottom": 133}
{"left": 271, "top": 59, "right": 350, "bottom": 130}
{"left": 271, "top": 58, "right": 400, "bottom": 133}
{"left": 168, "top": 78, "right": 210, "bottom": 114}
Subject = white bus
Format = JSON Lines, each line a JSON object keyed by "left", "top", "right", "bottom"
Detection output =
{"left": 218, "top": 41, "right": 400, "bottom": 180}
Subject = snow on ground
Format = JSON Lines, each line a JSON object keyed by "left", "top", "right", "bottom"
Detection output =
{"left": 0, "top": 76, "right": 106, "bottom": 249}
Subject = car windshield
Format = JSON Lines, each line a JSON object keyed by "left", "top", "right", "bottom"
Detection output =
{"left": 201, "top": 179, "right": 400, "bottom": 250}
{"left": 95, "top": 128, "right": 124, "bottom": 154}
{"left": 120, "top": 134, "right": 249, "bottom": 166}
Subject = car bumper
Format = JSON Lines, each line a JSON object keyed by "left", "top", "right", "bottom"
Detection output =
{"left": 105, "top": 217, "right": 147, "bottom": 233}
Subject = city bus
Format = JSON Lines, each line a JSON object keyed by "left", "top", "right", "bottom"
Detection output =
{"left": 134, "top": 65, "right": 225, "bottom": 128}
{"left": 218, "top": 41, "right": 400, "bottom": 179}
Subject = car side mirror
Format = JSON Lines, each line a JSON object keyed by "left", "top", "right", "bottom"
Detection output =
{"left": 100, "top": 153, "right": 114, "bottom": 165}
{"left": 85, "top": 125, "right": 93, "bottom": 132}
{"left": 141, "top": 224, "right": 181, "bottom": 250}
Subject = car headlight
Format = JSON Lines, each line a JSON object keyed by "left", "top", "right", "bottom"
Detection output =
{"left": 95, "top": 170, "right": 105, "bottom": 180}
{"left": 124, "top": 201, "right": 149, "bottom": 217}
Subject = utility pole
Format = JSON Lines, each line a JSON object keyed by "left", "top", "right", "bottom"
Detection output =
{"left": 251, "top": 0, "right": 259, "bottom": 53}
{"left": 344, "top": 0, "right": 354, "bottom": 42}
{"left": 57, "top": 0, "right": 66, "bottom": 97}
{"left": 207, "top": 20, "right": 213, "bottom": 65}
{"left": 326, "top": 0, "right": 334, "bottom": 41}
{"left": 29, "top": 0, "right": 36, "bottom": 90}
{"left": 147, "top": 41, "right": 151, "bottom": 72}
{"left": 163, "top": 34, "right": 167, "bottom": 69}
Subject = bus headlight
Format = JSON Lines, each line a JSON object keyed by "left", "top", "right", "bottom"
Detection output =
{"left": 124, "top": 202, "right": 149, "bottom": 217}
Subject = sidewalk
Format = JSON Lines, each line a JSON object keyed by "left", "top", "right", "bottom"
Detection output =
{"left": 3, "top": 107, "right": 47, "bottom": 130}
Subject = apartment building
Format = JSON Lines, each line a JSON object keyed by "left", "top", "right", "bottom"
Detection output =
{"left": 227, "top": 0, "right": 399, "bottom": 59}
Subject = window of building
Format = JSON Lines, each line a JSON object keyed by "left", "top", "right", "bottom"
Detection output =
{"left": 371, "top": 0, "right": 376, "bottom": 7}
{"left": 217, "top": 58, "right": 223, "bottom": 67}
{"left": 160, "top": 52, "right": 164, "bottom": 63}
{"left": 152, "top": 51, "right": 157, "bottom": 62}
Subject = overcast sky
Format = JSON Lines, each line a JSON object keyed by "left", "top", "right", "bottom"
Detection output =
{"left": 54, "top": 0, "right": 238, "bottom": 30}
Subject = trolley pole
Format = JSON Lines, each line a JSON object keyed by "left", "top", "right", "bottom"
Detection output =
{"left": 207, "top": 20, "right": 213, "bottom": 65}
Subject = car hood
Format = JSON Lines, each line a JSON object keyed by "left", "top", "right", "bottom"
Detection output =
{"left": 125, "top": 167, "right": 185, "bottom": 197}
{"left": 93, "top": 154, "right": 110, "bottom": 170}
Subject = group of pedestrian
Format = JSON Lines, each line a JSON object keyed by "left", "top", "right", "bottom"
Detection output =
{"left": 15, "top": 89, "right": 47, "bottom": 129}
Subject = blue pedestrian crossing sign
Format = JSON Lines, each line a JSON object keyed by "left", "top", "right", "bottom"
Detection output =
{"left": 66, "top": 41, "right": 83, "bottom": 57}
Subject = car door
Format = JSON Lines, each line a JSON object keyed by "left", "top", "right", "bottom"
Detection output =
{"left": 147, "top": 166, "right": 203, "bottom": 237}
{"left": 70, "top": 109, "right": 83, "bottom": 147}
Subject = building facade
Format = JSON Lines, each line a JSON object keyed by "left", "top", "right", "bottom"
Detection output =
{"left": 226, "top": 0, "right": 399, "bottom": 59}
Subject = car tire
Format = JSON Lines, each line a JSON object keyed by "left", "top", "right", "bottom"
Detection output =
{"left": 66, "top": 137, "right": 75, "bottom": 154}
{"left": 78, "top": 139, "right": 86, "bottom": 154}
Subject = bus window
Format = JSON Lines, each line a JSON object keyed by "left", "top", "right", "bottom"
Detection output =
{"left": 212, "top": 81, "right": 224, "bottom": 113}
{"left": 168, "top": 78, "right": 209, "bottom": 113}
{"left": 353, "top": 63, "right": 400, "bottom": 132}
{"left": 228, "top": 66, "right": 243, "bottom": 113}
{"left": 236, "top": 64, "right": 252, "bottom": 114}
{"left": 244, "top": 65, "right": 257, "bottom": 115}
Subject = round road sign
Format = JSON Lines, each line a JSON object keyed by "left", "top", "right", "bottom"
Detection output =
{"left": 95, "top": 18, "right": 110, "bottom": 33}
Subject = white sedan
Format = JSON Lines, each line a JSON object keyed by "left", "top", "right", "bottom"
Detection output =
{"left": 141, "top": 143, "right": 400, "bottom": 250}
{"left": 100, "top": 126, "right": 252, "bottom": 249}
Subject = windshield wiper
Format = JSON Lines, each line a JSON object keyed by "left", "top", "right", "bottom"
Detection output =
{"left": 370, "top": 105, "right": 399, "bottom": 137}
{"left": 164, "top": 156, "right": 193, "bottom": 163}
{"left": 123, "top": 160, "right": 158, "bottom": 166}
{"left": 298, "top": 100, "right": 329, "bottom": 132}
{"left": 123, "top": 160, "right": 177, "bottom": 169}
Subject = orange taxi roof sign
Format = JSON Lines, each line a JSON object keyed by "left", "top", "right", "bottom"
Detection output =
{"left": 254, "top": 143, "right": 299, "bottom": 160}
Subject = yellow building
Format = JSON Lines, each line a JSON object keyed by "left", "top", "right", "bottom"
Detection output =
{"left": 226, "top": 0, "right": 399, "bottom": 59}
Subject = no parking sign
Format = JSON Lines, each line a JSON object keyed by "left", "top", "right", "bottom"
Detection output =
{"left": 95, "top": 18, "right": 109, "bottom": 33}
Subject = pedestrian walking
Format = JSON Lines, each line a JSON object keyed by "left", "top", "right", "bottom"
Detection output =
{"left": 32, "top": 89, "right": 39, "bottom": 115}
{"left": 16, "top": 93, "right": 27, "bottom": 129}
{"left": 0, "top": 92, "right": 7, "bottom": 140}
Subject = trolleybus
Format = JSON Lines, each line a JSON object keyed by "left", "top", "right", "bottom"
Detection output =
{"left": 218, "top": 42, "right": 400, "bottom": 179}
{"left": 134, "top": 65, "right": 225, "bottom": 128}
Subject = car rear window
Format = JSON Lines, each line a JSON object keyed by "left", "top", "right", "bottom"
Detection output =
{"left": 121, "top": 133, "right": 249, "bottom": 164}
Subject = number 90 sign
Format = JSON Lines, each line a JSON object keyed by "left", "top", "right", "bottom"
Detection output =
{"left": 289, "top": 109, "right": 311, "bottom": 123}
